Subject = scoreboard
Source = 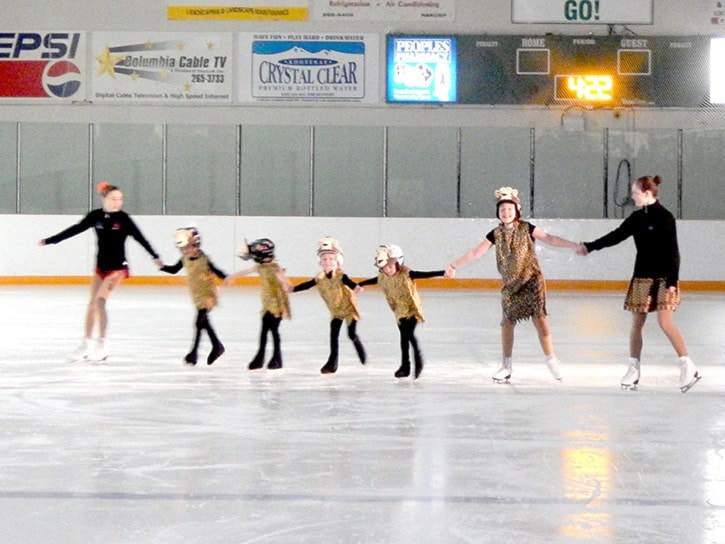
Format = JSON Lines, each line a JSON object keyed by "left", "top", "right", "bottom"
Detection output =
{"left": 387, "top": 34, "right": 715, "bottom": 107}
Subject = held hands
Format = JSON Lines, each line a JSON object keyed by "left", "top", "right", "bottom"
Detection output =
{"left": 575, "top": 243, "right": 589, "bottom": 256}
{"left": 444, "top": 266, "right": 457, "bottom": 278}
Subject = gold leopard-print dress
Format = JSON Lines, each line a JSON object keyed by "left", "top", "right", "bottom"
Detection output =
{"left": 257, "top": 261, "right": 291, "bottom": 319}
{"left": 493, "top": 221, "right": 547, "bottom": 323}
{"left": 314, "top": 269, "right": 360, "bottom": 323}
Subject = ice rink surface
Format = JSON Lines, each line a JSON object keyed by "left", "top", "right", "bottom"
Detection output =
{"left": 2, "top": 284, "right": 724, "bottom": 544}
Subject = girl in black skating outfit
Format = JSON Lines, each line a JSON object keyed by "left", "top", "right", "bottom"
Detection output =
{"left": 160, "top": 227, "right": 226, "bottom": 366}
{"left": 578, "top": 175, "right": 701, "bottom": 392}
{"left": 40, "top": 181, "right": 162, "bottom": 362}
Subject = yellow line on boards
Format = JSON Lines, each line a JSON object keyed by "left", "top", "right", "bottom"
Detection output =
{"left": 0, "top": 277, "right": 722, "bottom": 292}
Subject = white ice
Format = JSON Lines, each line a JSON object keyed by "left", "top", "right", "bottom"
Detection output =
{"left": 1, "top": 285, "right": 724, "bottom": 544}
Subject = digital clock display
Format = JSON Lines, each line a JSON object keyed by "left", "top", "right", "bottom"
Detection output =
{"left": 555, "top": 75, "right": 613, "bottom": 101}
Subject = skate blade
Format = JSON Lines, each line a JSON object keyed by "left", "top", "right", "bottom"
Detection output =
{"left": 621, "top": 383, "right": 639, "bottom": 391}
{"left": 492, "top": 376, "right": 511, "bottom": 384}
{"left": 67, "top": 355, "right": 89, "bottom": 363}
{"left": 680, "top": 373, "right": 701, "bottom": 393}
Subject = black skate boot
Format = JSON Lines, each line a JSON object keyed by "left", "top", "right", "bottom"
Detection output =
{"left": 248, "top": 352, "right": 265, "bottom": 370}
{"left": 207, "top": 343, "right": 225, "bottom": 365}
{"left": 184, "top": 352, "right": 198, "bottom": 365}
{"left": 320, "top": 355, "right": 338, "bottom": 374}
{"left": 267, "top": 352, "right": 283, "bottom": 370}
{"left": 394, "top": 361, "right": 411, "bottom": 378}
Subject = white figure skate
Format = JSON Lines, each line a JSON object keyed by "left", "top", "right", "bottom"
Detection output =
{"left": 621, "top": 358, "right": 640, "bottom": 390}
{"left": 492, "top": 358, "right": 512, "bottom": 383}
{"left": 678, "top": 357, "right": 701, "bottom": 393}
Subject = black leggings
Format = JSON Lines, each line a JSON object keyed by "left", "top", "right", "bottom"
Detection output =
{"left": 397, "top": 316, "right": 421, "bottom": 368}
{"left": 189, "top": 308, "right": 222, "bottom": 354}
{"left": 329, "top": 318, "right": 361, "bottom": 357}
{"left": 255, "top": 311, "right": 282, "bottom": 360}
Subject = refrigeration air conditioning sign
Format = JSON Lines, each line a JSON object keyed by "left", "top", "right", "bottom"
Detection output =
{"left": 239, "top": 33, "right": 378, "bottom": 103}
{"left": 0, "top": 32, "right": 86, "bottom": 101}
{"left": 512, "top": 0, "right": 653, "bottom": 24}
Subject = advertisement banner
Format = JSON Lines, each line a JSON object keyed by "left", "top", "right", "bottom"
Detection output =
{"left": 312, "top": 0, "right": 454, "bottom": 21}
{"left": 386, "top": 36, "right": 456, "bottom": 103}
{"left": 238, "top": 33, "right": 378, "bottom": 103}
{"left": 0, "top": 32, "right": 86, "bottom": 102}
{"left": 167, "top": 0, "right": 309, "bottom": 20}
{"left": 91, "top": 32, "right": 233, "bottom": 103}
{"left": 512, "top": 0, "right": 653, "bottom": 24}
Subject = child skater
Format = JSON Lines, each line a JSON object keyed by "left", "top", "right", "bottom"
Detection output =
{"left": 357, "top": 245, "right": 444, "bottom": 379}
{"left": 226, "top": 238, "right": 290, "bottom": 370}
{"left": 291, "top": 237, "right": 366, "bottom": 374}
{"left": 160, "top": 227, "right": 226, "bottom": 366}
{"left": 577, "top": 175, "right": 701, "bottom": 393}
{"left": 446, "top": 187, "right": 581, "bottom": 383}
{"left": 39, "top": 181, "right": 162, "bottom": 362}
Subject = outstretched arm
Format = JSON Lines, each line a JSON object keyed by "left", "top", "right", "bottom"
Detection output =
{"left": 224, "top": 265, "right": 256, "bottom": 284}
{"left": 446, "top": 239, "right": 492, "bottom": 277}
{"left": 532, "top": 227, "right": 583, "bottom": 252}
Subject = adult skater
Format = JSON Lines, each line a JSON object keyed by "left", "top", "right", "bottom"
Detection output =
{"left": 160, "top": 227, "right": 226, "bottom": 366}
{"left": 226, "top": 238, "right": 290, "bottom": 370}
{"left": 291, "top": 237, "right": 366, "bottom": 374}
{"left": 39, "top": 181, "right": 162, "bottom": 361}
{"left": 357, "top": 244, "right": 444, "bottom": 379}
{"left": 446, "top": 187, "right": 581, "bottom": 383}
{"left": 577, "top": 175, "right": 701, "bottom": 392}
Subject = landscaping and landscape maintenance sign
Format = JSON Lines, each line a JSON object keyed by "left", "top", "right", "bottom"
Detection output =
{"left": 168, "top": 0, "right": 309, "bottom": 20}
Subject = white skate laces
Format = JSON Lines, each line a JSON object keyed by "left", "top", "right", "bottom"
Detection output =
{"left": 621, "top": 358, "right": 641, "bottom": 390}
{"left": 678, "top": 356, "right": 701, "bottom": 393}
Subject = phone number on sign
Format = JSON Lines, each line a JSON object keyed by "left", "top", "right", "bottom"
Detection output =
{"left": 191, "top": 74, "right": 225, "bottom": 83}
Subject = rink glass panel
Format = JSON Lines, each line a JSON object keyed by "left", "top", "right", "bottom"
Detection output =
{"left": 459, "top": 127, "right": 531, "bottom": 219}
{"left": 313, "top": 126, "right": 384, "bottom": 217}
{"left": 1, "top": 122, "right": 725, "bottom": 220}
{"left": 93, "top": 124, "right": 164, "bottom": 215}
{"left": 0, "top": 122, "right": 15, "bottom": 213}
{"left": 166, "top": 125, "right": 238, "bottom": 216}
{"left": 18, "top": 123, "right": 88, "bottom": 215}
{"left": 386, "top": 126, "right": 459, "bottom": 218}
{"left": 240, "top": 125, "right": 311, "bottom": 217}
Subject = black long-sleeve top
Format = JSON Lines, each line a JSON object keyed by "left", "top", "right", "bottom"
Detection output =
{"left": 583, "top": 200, "right": 680, "bottom": 287}
{"left": 160, "top": 256, "right": 227, "bottom": 279}
{"left": 293, "top": 272, "right": 358, "bottom": 292}
{"left": 357, "top": 269, "right": 445, "bottom": 287}
{"left": 43, "top": 209, "right": 159, "bottom": 273}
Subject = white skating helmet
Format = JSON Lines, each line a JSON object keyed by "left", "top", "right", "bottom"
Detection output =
{"left": 174, "top": 227, "right": 200, "bottom": 249}
{"left": 374, "top": 244, "right": 404, "bottom": 268}
{"left": 317, "top": 236, "right": 343, "bottom": 266}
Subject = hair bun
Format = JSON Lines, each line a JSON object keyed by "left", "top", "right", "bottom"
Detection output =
{"left": 653, "top": 175, "right": 662, "bottom": 186}
{"left": 96, "top": 181, "right": 111, "bottom": 194}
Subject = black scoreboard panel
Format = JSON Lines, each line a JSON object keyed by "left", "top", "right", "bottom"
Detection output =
{"left": 455, "top": 35, "right": 711, "bottom": 107}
